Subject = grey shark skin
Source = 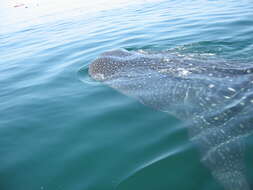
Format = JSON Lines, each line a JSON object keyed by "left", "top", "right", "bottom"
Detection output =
{"left": 89, "top": 49, "right": 253, "bottom": 190}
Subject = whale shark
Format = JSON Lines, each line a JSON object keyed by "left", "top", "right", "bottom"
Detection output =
{"left": 88, "top": 49, "right": 253, "bottom": 190}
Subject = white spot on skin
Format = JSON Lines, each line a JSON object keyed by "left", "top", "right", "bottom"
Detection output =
{"left": 184, "top": 87, "right": 189, "bottom": 102}
{"left": 158, "top": 68, "right": 170, "bottom": 73}
{"left": 228, "top": 87, "right": 236, "bottom": 92}
{"left": 138, "top": 50, "right": 146, "bottom": 53}
{"left": 224, "top": 96, "right": 231, "bottom": 99}
{"left": 250, "top": 99, "right": 253, "bottom": 103}
{"left": 214, "top": 117, "right": 219, "bottom": 120}
{"left": 178, "top": 68, "right": 191, "bottom": 76}
{"left": 95, "top": 73, "right": 105, "bottom": 80}
{"left": 208, "top": 84, "right": 215, "bottom": 88}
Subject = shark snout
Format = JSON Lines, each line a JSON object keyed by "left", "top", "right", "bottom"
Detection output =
{"left": 88, "top": 57, "right": 117, "bottom": 81}
{"left": 89, "top": 50, "right": 132, "bottom": 82}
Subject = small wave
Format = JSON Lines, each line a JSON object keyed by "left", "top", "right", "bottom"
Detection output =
{"left": 115, "top": 142, "right": 193, "bottom": 189}
{"left": 78, "top": 64, "right": 102, "bottom": 86}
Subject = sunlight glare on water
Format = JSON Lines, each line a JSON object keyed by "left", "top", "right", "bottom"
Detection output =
{"left": 1, "top": 0, "right": 161, "bottom": 35}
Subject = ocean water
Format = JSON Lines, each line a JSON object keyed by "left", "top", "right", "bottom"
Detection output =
{"left": 1, "top": 0, "right": 253, "bottom": 190}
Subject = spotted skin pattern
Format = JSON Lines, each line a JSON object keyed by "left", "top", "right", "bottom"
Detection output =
{"left": 89, "top": 49, "right": 253, "bottom": 190}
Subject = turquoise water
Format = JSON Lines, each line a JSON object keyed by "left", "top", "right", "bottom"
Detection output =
{"left": 1, "top": 0, "right": 253, "bottom": 190}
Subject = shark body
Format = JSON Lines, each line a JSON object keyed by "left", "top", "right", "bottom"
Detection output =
{"left": 89, "top": 49, "right": 253, "bottom": 190}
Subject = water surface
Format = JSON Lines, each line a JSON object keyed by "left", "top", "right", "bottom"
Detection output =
{"left": 1, "top": 0, "right": 253, "bottom": 189}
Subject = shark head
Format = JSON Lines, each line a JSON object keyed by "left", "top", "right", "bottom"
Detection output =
{"left": 89, "top": 49, "right": 249, "bottom": 119}
{"left": 88, "top": 49, "right": 135, "bottom": 81}
{"left": 89, "top": 49, "right": 205, "bottom": 119}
